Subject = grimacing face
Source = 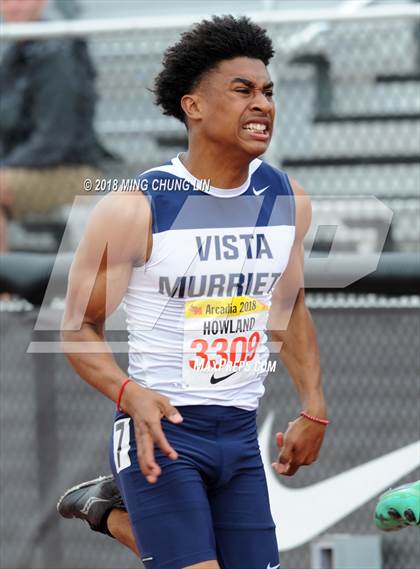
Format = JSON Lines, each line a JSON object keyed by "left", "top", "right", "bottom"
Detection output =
{"left": 190, "top": 57, "right": 275, "bottom": 159}
{"left": 0, "top": 0, "right": 46, "bottom": 22}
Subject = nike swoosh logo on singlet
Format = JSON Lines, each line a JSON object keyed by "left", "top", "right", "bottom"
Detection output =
{"left": 253, "top": 185, "right": 270, "bottom": 196}
{"left": 210, "top": 371, "right": 237, "bottom": 384}
{"left": 259, "top": 412, "right": 420, "bottom": 551}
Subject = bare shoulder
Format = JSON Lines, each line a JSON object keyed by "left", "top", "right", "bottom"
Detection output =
{"left": 80, "top": 190, "right": 152, "bottom": 266}
{"left": 90, "top": 190, "right": 151, "bottom": 222}
{"left": 289, "top": 177, "right": 312, "bottom": 242}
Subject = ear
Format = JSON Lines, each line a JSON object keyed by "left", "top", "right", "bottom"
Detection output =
{"left": 180, "top": 93, "right": 203, "bottom": 122}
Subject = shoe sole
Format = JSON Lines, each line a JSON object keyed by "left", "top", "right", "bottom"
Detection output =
{"left": 379, "top": 481, "right": 420, "bottom": 501}
{"left": 56, "top": 474, "right": 114, "bottom": 515}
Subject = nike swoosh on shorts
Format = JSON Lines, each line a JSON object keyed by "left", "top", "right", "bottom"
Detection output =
{"left": 259, "top": 412, "right": 420, "bottom": 551}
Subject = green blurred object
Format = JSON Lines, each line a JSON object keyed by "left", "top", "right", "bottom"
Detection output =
{"left": 374, "top": 481, "right": 420, "bottom": 532}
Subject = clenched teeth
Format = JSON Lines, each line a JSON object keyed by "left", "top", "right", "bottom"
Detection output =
{"left": 243, "top": 123, "right": 267, "bottom": 133}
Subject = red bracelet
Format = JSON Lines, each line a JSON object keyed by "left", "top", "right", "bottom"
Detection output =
{"left": 300, "top": 411, "right": 330, "bottom": 426}
{"left": 117, "top": 378, "right": 132, "bottom": 412}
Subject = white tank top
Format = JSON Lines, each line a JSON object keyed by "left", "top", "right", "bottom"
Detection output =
{"left": 124, "top": 155, "right": 295, "bottom": 410}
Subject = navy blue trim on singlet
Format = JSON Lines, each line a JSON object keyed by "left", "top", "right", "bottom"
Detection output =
{"left": 138, "top": 161, "right": 295, "bottom": 234}
{"left": 250, "top": 163, "right": 295, "bottom": 228}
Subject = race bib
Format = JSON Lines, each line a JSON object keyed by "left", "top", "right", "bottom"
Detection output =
{"left": 182, "top": 295, "right": 269, "bottom": 388}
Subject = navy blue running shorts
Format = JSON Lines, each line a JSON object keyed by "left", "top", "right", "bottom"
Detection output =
{"left": 109, "top": 405, "right": 279, "bottom": 569}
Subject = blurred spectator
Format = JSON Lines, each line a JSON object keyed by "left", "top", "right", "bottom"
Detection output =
{"left": 54, "top": 0, "right": 81, "bottom": 20}
{"left": 0, "top": 0, "right": 113, "bottom": 251}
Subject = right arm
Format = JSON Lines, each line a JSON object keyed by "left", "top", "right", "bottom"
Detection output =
{"left": 61, "top": 192, "right": 182, "bottom": 483}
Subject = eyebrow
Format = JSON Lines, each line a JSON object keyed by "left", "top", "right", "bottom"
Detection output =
{"left": 230, "top": 77, "right": 274, "bottom": 90}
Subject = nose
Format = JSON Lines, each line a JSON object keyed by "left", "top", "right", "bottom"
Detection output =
{"left": 250, "top": 90, "right": 274, "bottom": 114}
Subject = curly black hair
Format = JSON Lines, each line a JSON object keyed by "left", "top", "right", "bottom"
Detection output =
{"left": 153, "top": 15, "right": 274, "bottom": 123}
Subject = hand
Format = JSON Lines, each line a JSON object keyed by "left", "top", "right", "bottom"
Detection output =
{"left": 271, "top": 416, "right": 326, "bottom": 476}
{"left": 121, "top": 383, "right": 183, "bottom": 484}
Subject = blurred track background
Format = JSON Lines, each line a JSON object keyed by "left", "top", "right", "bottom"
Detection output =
{"left": 1, "top": 1, "right": 419, "bottom": 568}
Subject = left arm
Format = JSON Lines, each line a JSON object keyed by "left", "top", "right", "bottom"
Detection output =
{"left": 267, "top": 179, "right": 327, "bottom": 476}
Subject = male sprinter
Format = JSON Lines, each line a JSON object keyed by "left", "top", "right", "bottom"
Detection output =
{"left": 59, "top": 16, "right": 328, "bottom": 569}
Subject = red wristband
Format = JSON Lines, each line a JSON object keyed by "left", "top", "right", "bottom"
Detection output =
{"left": 300, "top": 411, "right": 330, "bottom": 426}
{"left": 117, "top": 378, "right": 132, "bottom": 412}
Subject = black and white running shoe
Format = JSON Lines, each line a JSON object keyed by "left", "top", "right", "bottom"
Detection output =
{"left": 57, "top": 475, "right": 126, "bottom": 534}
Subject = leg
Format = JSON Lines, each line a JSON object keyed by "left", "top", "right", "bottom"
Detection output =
{"left": 210, "top": 461, "right": 279, "bottom": 569}
{"left": 111, "top": 415, "right": 219, "bottom": 569}
{"left": 57, "top": 462, "right": 219, "bottom": 564}
{"left": 58, "top": 477, "right": 220, "bottom": 569}
{"left": 106, "top": 508, "right": 139, "bottom": 555}
{"left": 114, "top": 457, "right": 218, "bottom": 568}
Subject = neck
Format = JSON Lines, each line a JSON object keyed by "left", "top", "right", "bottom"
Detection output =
{"left": 181, "top": 136, "right": 256, "bottom": 189}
